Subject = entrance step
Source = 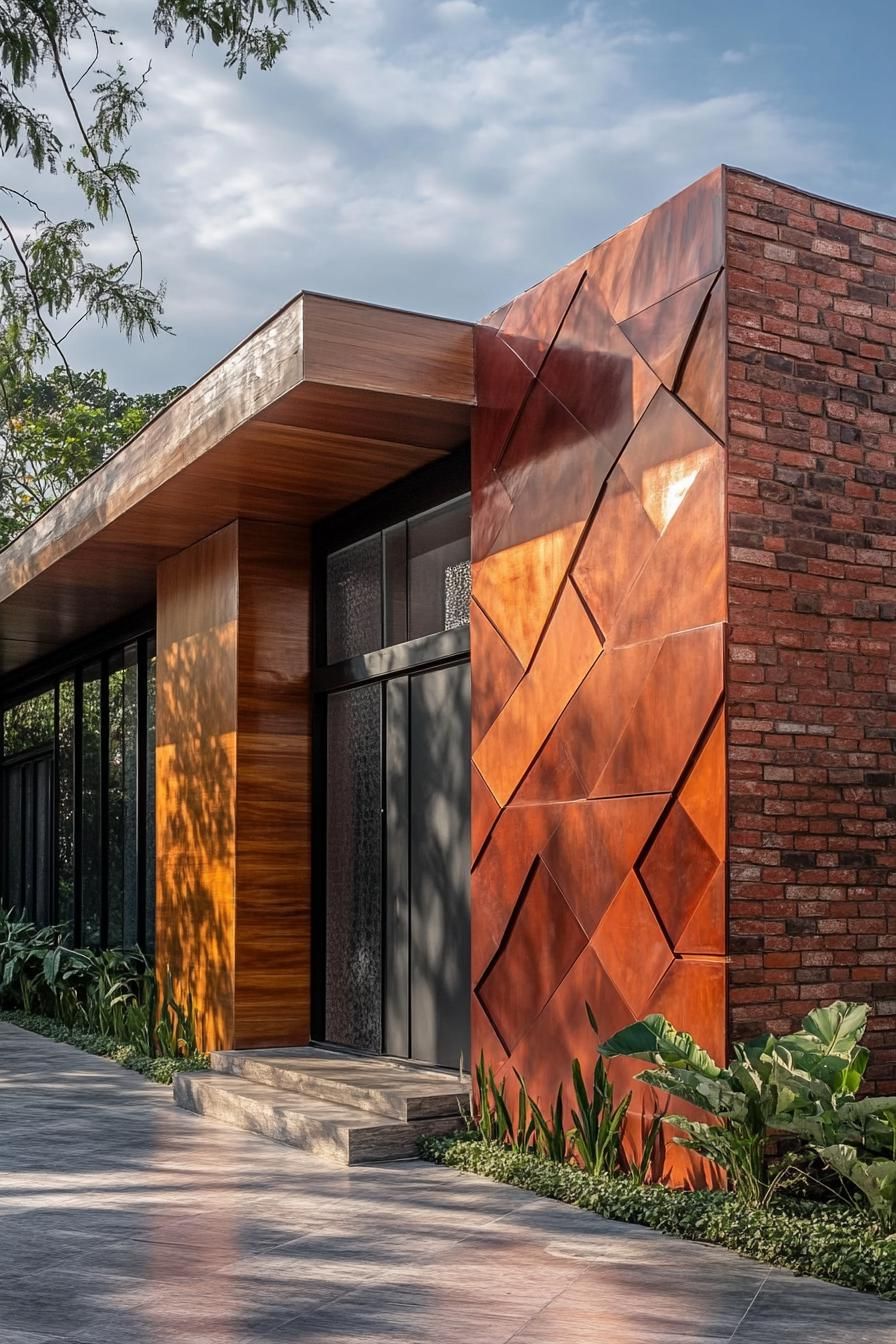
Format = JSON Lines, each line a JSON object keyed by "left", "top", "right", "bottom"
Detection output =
{"left": 173, "top": 1048, "right": 470, "bottom": 1165}
{"left": 209, "top": 1046, "right": 470, "bottom": 1121}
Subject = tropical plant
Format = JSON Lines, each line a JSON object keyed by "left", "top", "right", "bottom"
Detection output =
{"left": 598, "top": 1001, "right": 883, "bottom": 1205}
{"left": 568, "top": 1053, "right": 630, "bottom": 1177}
{"left": 526, "top": 1080, "right": 567, "bottom": 1163}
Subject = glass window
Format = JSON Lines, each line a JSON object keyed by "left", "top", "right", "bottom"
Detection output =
{"left": 80, "top": 662, "right": 103, "bottom": 946}
{"left": 407, "top": 495, "right": 471, "bottom": 640}
{"left": 3, "top": 690, "right": 55, "bottom": 757}
{"left": 326, "top": 533, "right": 383, "bottom": 663}
{"left": 57, "top": 679, "right": 75, "bottom": 930}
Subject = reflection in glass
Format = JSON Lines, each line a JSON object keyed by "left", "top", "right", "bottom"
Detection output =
{"left": 57, "top": 679, "right": 75, "bottom": 929}
{"left": 80, "top": 663, "right": 103, "bottom": 945}
{"left": 3, "top": 690, "right": 55, "bottom": 757}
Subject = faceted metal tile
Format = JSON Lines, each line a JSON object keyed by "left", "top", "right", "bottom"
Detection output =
{"left": 676, "top": 864, "right": 726, "bottom": 955}
{"left": 618, "top": 389, "right": 717, "bottom": 535}
{"left": 541, "top": 794, "right": 669, "bottom": 937}
{"left": 471, "top": 764, "right": 501, "bottom": 869}
{"left": 639, "top": 801, "right": 720, "bottom": 946}
{"left": 472, "top": 324, "right": 535, "bottom": 483}
{"left": 495, "top": 381, "right": 608, "bottom": 546}
{"left": 677, "top": 276, "right": 726, "bottom": 440}
{"left": 472, "top": 525, "right": 583, "bottom": 671}
{"left": 572, "top": 461, "right": 659, "bottom": 642}
{"left": 594, "top": 871, "right": 674, "bottom": 1018}
{"left": 597, "top": 167, "right": 724, "bottom": 323}
{"left": 477, "top": 858, "right": 587, "bottom": 1055}
{"left": 553, "top": 636, "right": 664, "bottom": 797}
{"left": 471, "top": 468, "right": 514, "bottom": 566}
{"left": 504, "top": 945, "right": 632, "bottom": 1110}
{"left": 679, "top": 713, "right": 726, "bottom": 860}
{"left": 473, "top": 582, "right": 602, "bottom": 807}
{"left": 498, "top": 261, "right": 585, "bottom": 376}
{"left": 540, "top": 272, "right": 659, "bottom": 467}
{"left": 515, "top": 725, "right": 589, "bottom": 804}
{"left": 470, "top": 598, "right": 524, "bottom": 751}
{"left": 619, "top": 270, "right": 717, "bottom": 388}
{"left": 590, "top": 624, "right": 724, "bottom": 799}
{"left": 472, "top": 802, "right": 566, "bottom": 983}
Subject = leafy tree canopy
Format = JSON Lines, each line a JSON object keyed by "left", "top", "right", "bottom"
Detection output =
{"left": 0, "top": 365, "right": 184, "bottom": 547}
{"left": 0, "top": 0, "right": 330, "bottom": 413}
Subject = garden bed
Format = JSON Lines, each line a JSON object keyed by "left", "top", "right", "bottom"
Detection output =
{"left": 0, "top": 1009, "right": 209, "bottom": 1084}
{"left": 419, "top": 1133, "right": 896, "bottom": 1301}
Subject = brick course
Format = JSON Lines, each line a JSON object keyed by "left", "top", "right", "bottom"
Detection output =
{"left": 726, "top": 170, "right": 896, "bottom": 1084}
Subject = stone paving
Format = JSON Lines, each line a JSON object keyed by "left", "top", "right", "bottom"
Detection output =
{"left": 1, "top": 1021, "right": 896, "bottom": 1343}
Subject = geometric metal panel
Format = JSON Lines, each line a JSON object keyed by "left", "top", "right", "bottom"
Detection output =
{"left": 471, "top": 168, "right": 727, "bottom": 1186}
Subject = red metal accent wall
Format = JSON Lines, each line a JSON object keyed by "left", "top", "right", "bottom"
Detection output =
{"left": 471, "top": 169, "right": 728, "bottom": 1182}
{"left": 726, "top": 170, "right": 896, "bottom": 1087}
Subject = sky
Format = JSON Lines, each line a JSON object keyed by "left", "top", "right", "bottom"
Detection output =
{"left": 17, "top": 0, "right": 896, "bottom": 393}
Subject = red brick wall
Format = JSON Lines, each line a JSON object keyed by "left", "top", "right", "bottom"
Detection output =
{"left": 726, "top": 169, "right": 896, "bottom": 1084}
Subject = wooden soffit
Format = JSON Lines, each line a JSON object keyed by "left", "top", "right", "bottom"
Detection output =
{"left": 0, "top": 292, "right": 474, "bottom": 677}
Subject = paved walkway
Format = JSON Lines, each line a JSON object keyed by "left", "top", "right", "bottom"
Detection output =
{"left": 1, "top": 1023, "right": 895, "bottom": 1343}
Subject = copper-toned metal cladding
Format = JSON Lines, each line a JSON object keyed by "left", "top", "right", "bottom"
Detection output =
{"left": 470, "top": 169, "right": 728, "bottom": 1185}
{"left": 677, "top": 275, "right": 726, "bottom": 440}
{"left": 471, "top": 765, "right": 501, "bottom": 868}
{"left": 469, "top": 599, "right": 524, "bottom": 751}
{"left": 619, "top": 270, "right": 718, "bottom": 388}
{"left": 477, "top": 859, "right": 587, "bottom": 1055}
{"left": 639, "top": 800, "right": 720, "bottom": 947}
{"left": 540, "top": 794, "right": 669, "bottom": 937}
{"left": 497, "top": 261, "right": 586, "bottom": 376}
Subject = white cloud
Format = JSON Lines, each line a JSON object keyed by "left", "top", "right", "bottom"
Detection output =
{"left": 45, "top": 0, "right": 854, "bottom": 392}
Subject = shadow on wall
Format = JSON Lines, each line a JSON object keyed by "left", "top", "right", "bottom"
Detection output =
{"left": 155, "top": 624, "right": 237, "bottom": 1052}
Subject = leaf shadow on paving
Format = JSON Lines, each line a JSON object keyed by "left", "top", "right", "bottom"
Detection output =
{"left": 1, "top": 1023, "right": 895, "bottom": 1343}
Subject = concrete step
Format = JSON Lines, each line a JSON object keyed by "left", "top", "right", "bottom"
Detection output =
{"left": 209, "top": 1046, "right": 470, "bottom": 1122}
{"left": 173, "top": 1071, "right": 463, "bottom": 1164}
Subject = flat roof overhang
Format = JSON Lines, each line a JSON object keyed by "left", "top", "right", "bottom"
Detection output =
{"left": 0, "top": 292, "right": 474, "bottom": 678}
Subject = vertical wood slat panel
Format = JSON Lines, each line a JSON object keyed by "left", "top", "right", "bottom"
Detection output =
{"left": 155, "top": 520, "right": 311, "bottom": 1051}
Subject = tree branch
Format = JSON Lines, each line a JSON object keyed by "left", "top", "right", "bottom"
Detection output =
{"left": 0, "top": 211, "right": 74, "bottom": 388}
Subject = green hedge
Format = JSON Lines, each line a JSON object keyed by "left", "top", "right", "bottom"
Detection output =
{"left": 0, "top": 1009, "right": 210, "bottom": 1084}
{"left": 419, "top": 1134, "right": 896, "bottom": 1300}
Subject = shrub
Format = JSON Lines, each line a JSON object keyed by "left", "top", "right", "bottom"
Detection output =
{"left": 0, "top": 1008, "right": 209, "bottom": 1083}
{"left": 0, "top": 906, "right": 200, "bottom": 1062}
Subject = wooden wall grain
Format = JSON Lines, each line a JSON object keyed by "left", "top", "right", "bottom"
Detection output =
{"left": 155, "top": 520, "right": 310, "bottom": 1051}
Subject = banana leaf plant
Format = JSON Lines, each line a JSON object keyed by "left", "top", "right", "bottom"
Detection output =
{"left": 598, "top": 1001, "right": 878, "bottom": 1205}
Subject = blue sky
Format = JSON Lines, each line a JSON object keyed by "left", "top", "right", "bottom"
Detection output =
{"left": 38, "top": 0, "right": 896, "bottom": 392}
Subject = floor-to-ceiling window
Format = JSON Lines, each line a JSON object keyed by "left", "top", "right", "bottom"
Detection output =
{"left": 0, "top": 626, "right": 156, "bottom": 949}
{"left": 313, "top": 453, "right": 472, "bottom": 1070}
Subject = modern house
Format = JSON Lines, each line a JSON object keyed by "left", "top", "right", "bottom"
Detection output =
{"left": 2, "top": 167, "right": 895, "bottom": 1168}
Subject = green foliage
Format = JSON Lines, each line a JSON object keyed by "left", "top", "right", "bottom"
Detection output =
{"left": 0, "top": 1008, "right": 209, "bottom": 1084}
{"left": 0, "top": 1, "right": 329, "bottom": 407}
{"left": 600, "top": 1000, "right": 896, "bottom": 1230}
{"left": 568, "top": 1054, "right": 630, "bottom": 1177}
{"left": 1, "top": 367, "right": 183, "bottom": 546}
{"left": 0, "top": 906, "right": 199, "bottom": 1061}
{"left": 418, "top": 1136, "right": 896, "bottom": 1302}
{"left": 526, "top": 1081, "right": 567, "bottom": 1163}
{"left": 599, "top": 1001, "right": 884, "bottom": 1206}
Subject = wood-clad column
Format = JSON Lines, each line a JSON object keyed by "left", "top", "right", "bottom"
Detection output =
{"left": 155, "top": 520, "right": 310, "bottom": 1051}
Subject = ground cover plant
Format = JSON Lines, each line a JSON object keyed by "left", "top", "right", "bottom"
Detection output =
{"left": 421, "top": 1001, "right": 896, "bottom": 1300}
{"left": 0, "top": 905, "right": 207, "bottom": 1081}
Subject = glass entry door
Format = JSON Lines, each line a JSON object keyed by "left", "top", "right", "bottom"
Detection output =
{"left": 315, "top": 461, "right": 472, "bottom": 1070}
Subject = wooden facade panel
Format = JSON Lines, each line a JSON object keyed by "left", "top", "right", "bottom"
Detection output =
{"left": 0, "top": 295, "right": 472, "bottom": 680}
{"left": 471, "top": 171, "right": 728, "bottom": 1186}
{"left": 155, "top": 520, "right": 311, "bottom": 1052}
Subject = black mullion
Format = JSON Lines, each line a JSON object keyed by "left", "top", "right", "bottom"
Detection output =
{"left": 99, "top": 656, "right": 109, "bottom": 947}
{"left": 52, "top": 682, "right": 60, "bottom": 924}
{"left": 73, "top": 670, "right": 83, "bottom": 943}
{"left": 136, "top": 636, "right": 148, "bottom": 949}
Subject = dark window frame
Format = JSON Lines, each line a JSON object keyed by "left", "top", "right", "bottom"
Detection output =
{"left": 310, "top": 449, "right": 471, "bottom": 1048}
{"left": 0, "top": 607, "right": 156, "bottom": 948}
